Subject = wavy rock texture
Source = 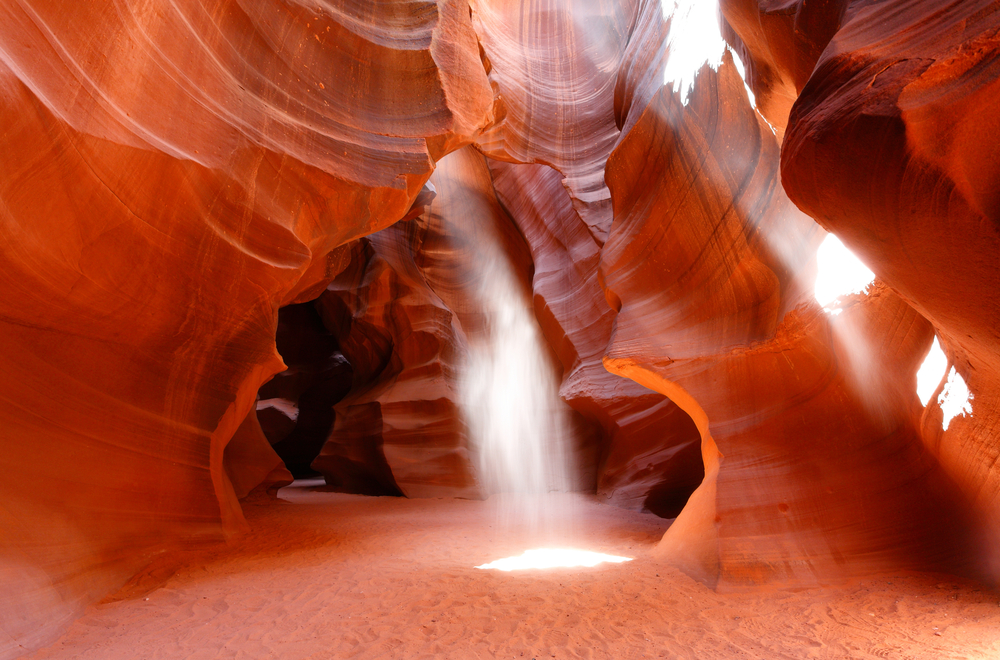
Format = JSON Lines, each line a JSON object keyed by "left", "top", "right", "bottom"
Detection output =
{"left": 472, "top": 0, "right": 639, "bottom": 242}
{"left": 312, "top": 222, "right": 476, "bottom": 498}
{"left": 0, "top": 1, "right": 491, "bottom": 656}
{"left": 312, "top": 146, "right": 595, "bottom": 498}
{"left": 4, "top": 0, "right": 1000, "bottom": 657}
{"left": 601, "top": 54, "right": 977, "bottom": 588}
{"left": 780, "top": 0, "right": 1000, "bottom": 574}
{"left": 718, "top": 0, "right": 851, "bottom": 133}
{"left": 469, "top": 0, "right": 704, "bottom": 515}
{"left": 489, "top": 160, "right": 702, "bottom": 517}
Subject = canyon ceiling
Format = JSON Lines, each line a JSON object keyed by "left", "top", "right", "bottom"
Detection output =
{"left": 1, "top": 0, "right": 998, "bottom": 657}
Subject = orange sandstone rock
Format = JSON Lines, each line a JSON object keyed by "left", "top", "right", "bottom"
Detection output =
{"left": 780, "top": 0, "right": 1000, "bottom": 575}
{"left": 489, "top": 160, "right": 703, "bottom": 516}
{"left": 0, "top": 1, "right": 492, "bottom": 655}
{"left": 313, "top": 147, "right": 590, "bottom": 498}
{"left": 719, "top": 0, "right": 850, "bottom": 133}
{"left": 602, "top": 56, "right": 974, "bottom": 587}
{"left": 472, "top": 0, "right": 639, "bottom": 242}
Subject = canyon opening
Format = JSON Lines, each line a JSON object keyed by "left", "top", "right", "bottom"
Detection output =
{"left": 3, "top": 1, "right": 1000, "bottom": 660}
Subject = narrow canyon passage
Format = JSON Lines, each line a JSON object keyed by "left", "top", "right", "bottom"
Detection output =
{"left": 3, "top": 0, "right": 1000, "bottom": 656}
{"left": 24, "top": 483, "right": 1000, "bottom": 660}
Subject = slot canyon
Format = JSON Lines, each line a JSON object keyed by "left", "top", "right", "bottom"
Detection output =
{"left": 2, "top": 0, "right": 1000, "bottom": 658}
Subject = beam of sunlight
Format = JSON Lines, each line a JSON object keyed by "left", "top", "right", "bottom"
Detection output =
{"left": 454, "top": 180, "right": 574, "bottom": 534}
{"left": 938, "top": 367, "right": 973, "bottom": 431}
{"left": 460, "top": 249, "right": 572, "bottom": 501}
{"left": 661, "top": 0, "right": 726, "bottom": 103}
{"left": 475, "top": 549, "right": 632, "bottom": 572}
{"left": 814, "top": 234, "right": 876, "bottom": 311}
{"left": 917, "top": 337, "right": 948, "bottom": 406}
{"left": 727, "top": 47, "right": 757, "bottom": 109}
{"left": 659, "top": 0, "right": 772, "bottom": 133}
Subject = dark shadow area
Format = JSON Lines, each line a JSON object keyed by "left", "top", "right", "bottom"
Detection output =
{"left": 258, "top": 303, "right": 353, "bottom": 478}
{"left": 642, "top": 436, "right": 704, "bottom": 519}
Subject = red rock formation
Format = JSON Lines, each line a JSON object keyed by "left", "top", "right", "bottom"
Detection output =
{"left": 3, "top": 0, "right": 1000, "bottom": 656}
{"left": 780, "top": 0, "right": 1000, "bottom": 574}
{"left": 489, "top": 160, "right": 703, "bottom": 516}
{"left": 468, "top": 0, "right": 704, "bottom": 514}
{"left": 472, "top": 0, "right": 639, "bottom": 241}
{"left": 602, "top": 53, "right": 976, "bottom": 587}
{"left": 313, "top": 146, "right": 589, "bottom": 498}
{"left": 224, "top": 408, "right": 294, "bottom": 500}
{"left": 0, "top": 1, "right": 492, "bottom": 655}
{"left": 718, "top": 0, "right": 849, "bottom": 133}
{"left": 313, "top": 226, "right": 476, "bottom": 498}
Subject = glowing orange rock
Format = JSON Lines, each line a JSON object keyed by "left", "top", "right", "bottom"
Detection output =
{"left": 780, "top": 0, "right": 1000, "bottom": 576}
{"left": 718, "top": 0, "right": 847, "bottom": 133}
{"left": 602, "top": 56, "right": 975, "bottom": 587}
{"left": 472, "top": 0, "right": 639, "bottom": 242}
{"left": 0, "top": 1, "right": 491, "bottom": 654}
{"left": 489, "top": 160, "right": 703, "bottom": 516}
{"left": 314, "top": 147, "right": 587, "bottom": 498}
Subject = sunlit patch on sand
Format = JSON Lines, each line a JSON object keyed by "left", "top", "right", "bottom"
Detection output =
{"left": 475, "top": 549, "right": 632, "bottom": 572}
{"left": 917, "top": 336, "right": 948, "bottom": 406}
{"left": 939, "top": 367, "right": 974, "bottom": 430}
{"left": 814, "top": 234, "right": 876, "bottom": 312}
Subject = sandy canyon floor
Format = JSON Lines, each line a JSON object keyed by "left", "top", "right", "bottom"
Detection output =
{"left": 26, "top": 482, "right": 1000, "bottom": 660}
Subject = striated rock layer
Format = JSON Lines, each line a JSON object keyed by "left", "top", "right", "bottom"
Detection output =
{"left": 312, "top": 146, "right": 602, "bottom": 498}
{"left": 0, "top": 1, "right": 492, "bottom": 656}
{"left": 3, "top": 0, "right": 1000, "bottom": 656}
{"left": 780, "top": 0, "right": 1000, "bottom": 575}
{"left": 489, "top": 160, "right": 703, "bottom": 517}
{"left": 470, "top": 0, "right": 704, "bottom": 515}
{"left": 472, "top": 0, "right": 639, "bottom": 241}
{"left": 601, "top": 46, "right": 977, "bottom": 587}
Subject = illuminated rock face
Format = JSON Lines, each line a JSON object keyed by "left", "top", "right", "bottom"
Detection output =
{"left": 779, "top": 0, "right": 1000, "bottom": 574}
{"left": 2, "top": 0, "right": 1000, "bottom": 656}
{"left": 306, "top": 143, "right": 703, "bottom": 512}
{"left": 312, "top": 147, "right": 603, "bottom": 498}
{"left": 489, "top": 160, "right": 703, "bottom": 516}
{"left": 311, "top": 162, "right": 489, "bottom": 499}
{"left": 602, "top": 52, "right": 975, "bottom": 587}
{"left": 718, "top": 0, "right": 848, "bottom": 134}
{"left": 470, "top": 0, "right": 704, "bottom": 515}
{"left": 0, "top": 1, "right": 491, "bottom": 656}
{"left": 472, "top": 0, "right": 638, "bottom": 242}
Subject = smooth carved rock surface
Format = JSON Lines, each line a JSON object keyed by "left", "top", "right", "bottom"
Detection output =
{"left": 3, "top": 0, "right": 1000, "bottom": 657}
{"left": 780, "top": 0, "right": 1000, "bottom": 575}
{"left": 718, "top": 0, "right": 849, "bottom": 133}
{"left": 0, "top": 1, "right": 491, "bottom": 656}
{"left": 313, "top": 220, "right": 476, "bottom": 498}
{"left": 224, "top": 407, "right": 294, "bottom": 500}
{"left": 473, "top": 0, "right": 639, "bottom": 242}
{"left": 489, "top": 159, "right": 703, "bottom": 517}
{"left": 601, "top": 56, "right": 976, "bottom": 587}
{"left": 313, "top": 146, "right": 592, "bottom": 498}
{"left": 471, "top": 0, "right": 703, "bottom": 515}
